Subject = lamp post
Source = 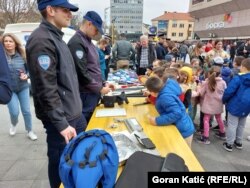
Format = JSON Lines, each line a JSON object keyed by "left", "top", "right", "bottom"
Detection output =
{"left": 111, "top": 17, "right": 117, "bottom": 45}
{"left": 104, "top": 6, "right": 115, "bottom": 34}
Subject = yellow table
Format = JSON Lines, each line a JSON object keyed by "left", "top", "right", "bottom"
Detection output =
{"left": 60, "top": 97, "right": 203, "bottom": 187}
{"left": 87, "top": 97, "right": 204, "bottom": 172}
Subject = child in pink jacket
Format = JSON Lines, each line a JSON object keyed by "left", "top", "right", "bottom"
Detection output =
{"left": 197, "top": 66, "right": 227, "bottom": 144}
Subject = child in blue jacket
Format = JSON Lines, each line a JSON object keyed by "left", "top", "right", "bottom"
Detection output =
{"left": 146, "top": 76, "right": 195, "bottom": 148}
{"left": 222, "top": 58, "right": 250, "bottom": 152}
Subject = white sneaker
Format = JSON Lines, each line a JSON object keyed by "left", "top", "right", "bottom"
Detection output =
{"left": 247, "top": 136, "right": 250, "bottom": 141}
{"left": 27, "top": 131, "right": 38, "bottom": 141}
{"left": 9, "top": 125, "right": 17, "bottom": 136}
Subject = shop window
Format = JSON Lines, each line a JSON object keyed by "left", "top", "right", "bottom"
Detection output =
{"left": 192, "top": 0, "right": 205, "bottom": 5}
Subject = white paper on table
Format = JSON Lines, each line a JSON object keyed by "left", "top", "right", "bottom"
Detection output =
{"left": 95, "top": 108, "right": 126, "bottom": 117}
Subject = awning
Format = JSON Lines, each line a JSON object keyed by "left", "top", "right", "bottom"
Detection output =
{"left": 200, "top": 36, "right": 250, "bottom": 40}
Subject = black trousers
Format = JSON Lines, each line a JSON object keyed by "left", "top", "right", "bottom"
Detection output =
{"left": 43, "top": 114, "right": 87, "bottom": 188}
{"left": 137, "top": 67, "right": 147, "bottom": 76}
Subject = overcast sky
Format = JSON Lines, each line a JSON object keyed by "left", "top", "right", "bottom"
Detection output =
{"left": 71, "top": 0, "right": 190, "bottom": 25}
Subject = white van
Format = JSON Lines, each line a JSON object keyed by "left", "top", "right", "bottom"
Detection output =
{"left": 4, "top": 22, "right": 76, "bottom": 46}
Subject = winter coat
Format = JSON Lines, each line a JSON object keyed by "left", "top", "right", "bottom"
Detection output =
{"left": 155, "top": 79, "right": 195, "bottom": 138}
{"left": 199, "top": 77, "right": 226, "bottom": 114}
{"left": 223, "top": 73, "right": 250, "bottom": 117}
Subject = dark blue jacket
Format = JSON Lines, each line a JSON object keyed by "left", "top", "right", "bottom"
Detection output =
{"left": 26, "top": 20, "right": 82, "bottom": 132}
{"left": 155, "top": 79, "right": 195, "bottom": 138}
{"left": 0, "top": 43, "right": 12, "bottom": 104}
{"left": 223, "top": 73, "right": 250, "bottom": 117}
{"left": 68, "top": 30, "right": 103, "bottom": 94}
{"left": 7, "top": 52, "right": 29, "bottom": 93}
{"left": 155, "top": 43, "right": 166, "bottom": 60}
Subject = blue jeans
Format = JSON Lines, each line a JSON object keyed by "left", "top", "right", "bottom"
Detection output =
{"left": 180, "top": 53, "right": 187, "bottom": 62}
{"left": 7, "top": 87, "right": 32, "bottom": 131}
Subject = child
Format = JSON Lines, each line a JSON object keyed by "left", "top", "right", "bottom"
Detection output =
{"left": 152, "top": 59, "right": 163, "bottom": 69}
{"left": 197, "top": 66, "right": 227, "bottom": 144}
{"left": 143, "top": 67, "right": 165, "bottom": 105}
{"left": 179, "top": 66, "right": 193, "bottom": 115}
{"left": 145, "top": 65, "right": 153, "bottom": 77}
{"left": 145, "top": 76, "right": 195, "bottom": 148}
{"left": 96, "top": 39, "right": 108, "bottom": 80}
{"left": 231, "top": 56, "right": 245, "bottom": 76}
{"left": 222, "top": 58, "right": 250, "bottom": 152}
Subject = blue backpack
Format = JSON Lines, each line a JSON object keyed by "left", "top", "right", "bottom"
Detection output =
{"left": 59, "top": 129, "right": 119, "bottom": 188}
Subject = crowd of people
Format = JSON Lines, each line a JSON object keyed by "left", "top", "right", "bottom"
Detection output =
{"left": 0, "top": 0, "right": 250, "bottom": 187}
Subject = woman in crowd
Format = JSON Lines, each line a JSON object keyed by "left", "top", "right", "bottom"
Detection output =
{"left": 206, "top": 40, "right": 229, "bottom": 65}
{"left": 2, "top": 33, "right": 37, "bottom": 140}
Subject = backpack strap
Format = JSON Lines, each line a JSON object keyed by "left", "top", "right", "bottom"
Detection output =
{"left": 64, "top": 131, "right": 109, "bottom": 169}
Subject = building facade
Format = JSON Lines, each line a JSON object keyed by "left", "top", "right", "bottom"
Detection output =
{"left": 110, "top": 0, "right": 143, "bottom": 34}
{"left": 151, "top": 12, "right": 194, "bottom": 42}
{"left": 189, "top": 0, "right": 250, "bottom": 40}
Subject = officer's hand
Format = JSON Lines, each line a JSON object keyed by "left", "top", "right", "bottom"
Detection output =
{"left": 100, "top": 86, "right": 111, "bottom": 95}
{"left": 60, "top": 126, "right": 77, "bottom": 144}
{"left": 106, "top": 83, "right": 115, "bottom": 91}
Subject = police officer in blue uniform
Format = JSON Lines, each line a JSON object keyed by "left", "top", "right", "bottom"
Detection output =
{"left": 155, "top": 32, "right": 167, "bottom": 60}
{"left": 25, "top": 0, "right": 86, "bottom": 187}
{"left": 68, "top": 11, "right": 113, "bottom": 123}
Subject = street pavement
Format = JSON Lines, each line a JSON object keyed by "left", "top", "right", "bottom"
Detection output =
{"left": 0, "top": 97, "right": 249, "bottom": 188}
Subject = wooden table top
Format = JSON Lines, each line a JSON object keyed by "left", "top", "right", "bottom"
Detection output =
{"left": 60, "top": 97, "right": 203, "bottom": 187}
{"left": 87, "top": 97, "right": 204, "bottom": 172}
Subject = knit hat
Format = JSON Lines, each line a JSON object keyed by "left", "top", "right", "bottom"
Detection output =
{"left": 213, "top": 57, "right": 224, "bottom": 66}
{"left": 221, "top": 67, "right": 232, "bottom": 77}
{"left": 180, "top": 66, "right": 193, "bottom": 84}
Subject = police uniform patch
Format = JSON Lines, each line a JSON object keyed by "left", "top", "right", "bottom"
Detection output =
{"left": 76, "top": 50, "right": 84, "bottom": 59}
{"left": 38, "top": 55, "right": 51, "bottom": 70}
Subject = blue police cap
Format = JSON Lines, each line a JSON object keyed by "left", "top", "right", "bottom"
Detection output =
{"left": 157, "top": 32, "right": 165, "bottom": 38}
{"left": 84, "top": 11, "right": 104, "bottom": 35}
{"left": 37, "top": 0, "right": 79, "bottom": 12}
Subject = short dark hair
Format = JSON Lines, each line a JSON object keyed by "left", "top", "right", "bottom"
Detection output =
{"left": 234, "top": 56, "right": 245, "bottom": 67}
{"left": 163, "top": 68, "right": 179, "bottom": 82}
{"left": 145, "top": 76, "right": 164, "bottom": 93}
{"left": 241, "top": 58, "right": 250, "bottom": 71}
{"left": 153, "top": 67, "right": 165, "bottom": 78}
{"left": 40, "top": 9, "right": 47, "bottom": 19}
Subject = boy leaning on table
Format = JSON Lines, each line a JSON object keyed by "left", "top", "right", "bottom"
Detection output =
{"left": 146, "top": 76, "right": 195, "bottom": 148}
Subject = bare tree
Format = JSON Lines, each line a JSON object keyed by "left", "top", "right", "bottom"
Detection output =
{"left": 0, "top": 0, "right": 40, "bottom": 28}
{"left": 71, "top": 11, "right": 83, "bottom": 30}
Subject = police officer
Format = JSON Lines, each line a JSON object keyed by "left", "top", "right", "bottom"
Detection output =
{"left": 25, "top": 0, "right": 86, "bottom": 187}
{"left": 0, "top": 42, "right": 12, "bottom": 104}
{"left": 68, "top": 11, "right": 113, "bottom": 123}
{"left": 155, "top": 32, "right": 167, "bottom": 60}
